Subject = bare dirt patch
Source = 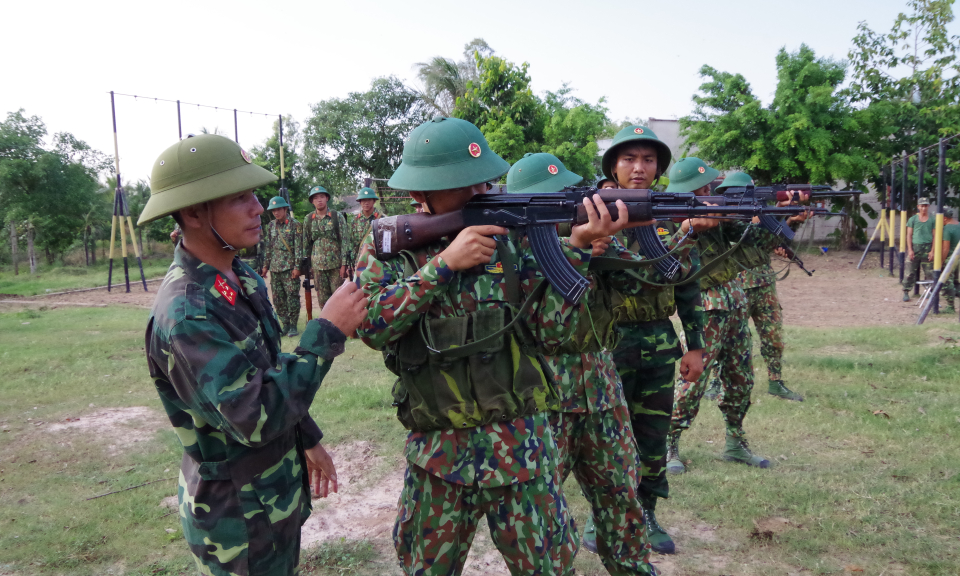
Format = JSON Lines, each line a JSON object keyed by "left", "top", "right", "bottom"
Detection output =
{"left": 46, "top": 406, "right": 167, "bottom": 456}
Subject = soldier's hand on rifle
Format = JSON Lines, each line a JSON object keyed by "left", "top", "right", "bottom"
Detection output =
{"left": 681, "top": 202, "right": 722, "bottom": 234}
{"left": 320, "top": 281, "right": 367, "bottom": 334}
{"left": 774, "top": 247, "right": 789, "bottom": 258}
{"left": 304, "top": 442, "right": 338, "bottom": 498}
{"left": 291, "top": 269, "right": 301, "bottom": 279}
{"left": 679, "top": 348, "right": 704, "bottom": 382}
{"left": 440, "top": 225, "right": 507, "bottom": 271}
{"left": 787, "top": 208, "right": 813, "bottom": 225}
{"left": 591, "top": 236, "right": 613, "bottom": 257}
{"left": 570, "top": 195, "right": 633, "bottom": 249}
{"left": 777, "top": 191, "right": 810, "bottom": 205}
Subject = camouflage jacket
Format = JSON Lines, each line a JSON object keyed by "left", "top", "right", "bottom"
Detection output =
{"left": 356, "top": 233, "right": 590, "bottom": 487}
{"left": 144, "top": 245, "right": 346, "bottom": 575}
{"left": 696, "top": 222, "right": 754, "bottom": 311}
{"left": 607, "top": 225, "right": 706, "bottom": 365}
{"left": 347, "top": 211, "right": 380, "bottom": 267}
{"left": 735, "top": 220, "right": 800, "bottom": 289}
{"left": 263, "top": 217, "right": 303, "bottom": 272}
{"left": 302, "top": 210, "right": 349, "bottom": 271}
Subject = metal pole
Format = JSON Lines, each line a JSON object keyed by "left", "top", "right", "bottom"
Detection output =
{"left": 932, "top": 138, "right": 947, "bottom": 312}
{"left": 899, "top": 155, "right": 908, "bottom": 283}
{"left": 918, "top": 239, "right": 960, "bottom": 324}
{"left": 278, "top": 115, "right": 287, "bottom": 204}
{"left": 108, "top": 91, "right": 124, "bottom": 292}
{"left": 234, "top": 109, "right": 238, "bottom": 143}
{"left": 177, "top": 100, "right": 182, "bottom": 139}
{"left": 915, "top": 150, "right": 925, "bottom": 295}
{"left": 889, "top": 161, "right": 896, "bottom": 276}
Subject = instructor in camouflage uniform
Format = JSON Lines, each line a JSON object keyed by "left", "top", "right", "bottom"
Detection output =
{"left": 507, "top": 152, "right": 658, "bottom": 575}
{"left": 702, "top": 172, "right": 805, "bottom": 403}
{"left": 668, "top": 158, "right": 779, "bottom": 473}
{"left": 302, "top": 185, "right": 350, "bottom": 310}
{"left": 347, "top": 187, "right": 381, "bottom": 267}
{"left": 356, "top": 116, "right": 629, "bottom": 576}
{"left": 137, "top": 134, "right": 367, "bottom": 576}
{"left": 903, "top": 197, "right": 935, "bottom": 301}
{"left": 261, "top": 195, "right": 304, "bottom": 337}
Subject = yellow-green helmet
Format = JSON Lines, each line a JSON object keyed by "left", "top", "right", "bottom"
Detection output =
{"left": 387, "top": 116, "right": 509, "bottom": 192}
{"left": 356, "top": 187, "right": 379, "bottom": 200}
{"left": 601, "top": 125, "right": 672, "bottom": 182}
{"left": 715, "top": 171, "right": 754, "bottom": 194}
{"left": 267, "top": 196, "right": 290, "bottom": 210}
{"left": 138, "top": 134, "right": 277, "bottom": 225}
{"left": 507, "top": 153, "right": 582, "bottom": 194}
{"left": 664, "top": 158, "right": 720, "bottom": 193}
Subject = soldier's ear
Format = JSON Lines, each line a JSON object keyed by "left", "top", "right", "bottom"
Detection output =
{"left": 179, "top": 204, "right": 207, "bottom": 230}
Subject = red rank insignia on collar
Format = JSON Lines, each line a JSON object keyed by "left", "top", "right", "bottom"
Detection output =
{"left": 215, "top": 274, "right": 237, "bottom": 305}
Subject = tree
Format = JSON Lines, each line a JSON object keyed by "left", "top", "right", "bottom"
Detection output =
{"left": 848, "top": 0, "right": 960, "bottom": 204}
{"left": 680, "top": 46, "right": 881, "bottom": 246}
{"left": 302, "top": 76, "right": 427, "bottom": 199}
{"left": 413, "top": 39, "right": 493, "bottom": 116}
{"left": 251, "top": 115, "right": 307, "bottom": 213}
{"left": 540, "top": 87, "right": 610, "bottom": 182}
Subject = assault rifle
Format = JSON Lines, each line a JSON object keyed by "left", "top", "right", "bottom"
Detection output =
{"left": 369, "top": 188, "right": 831, "bottom": 304}
{"left": 299, "top": 258, "right": 314, "bottom": 321}
{"left": 721, "top": 185, "right": 862, "bottom": 208}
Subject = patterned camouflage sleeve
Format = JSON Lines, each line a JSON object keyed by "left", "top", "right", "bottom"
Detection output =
{"left": 299, "top": 415, "right": 323, "bottom": 448}
{"left": 295, "top": 220, "right": 304, "bottom": 264}
{"left": 674, "top": 245, "right": 705, "bottom": 351}
{"left": 338, "top": 212, "right": 350, "bottom": 267}
{"left": 163, "top": 316, "right": 346, "bottom": 446}
{"left": 262, "top": 222, "right": 273, "bottom": 271}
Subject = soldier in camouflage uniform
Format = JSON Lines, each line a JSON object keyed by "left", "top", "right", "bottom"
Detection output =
{"left": 702, "top": 172, "right": 805, "bottom": 403}
{"left": 668, "top": 158, "right": 780, "bottom": 473}
{"left": 302, "top": 185, "right": 350, "bottom": 310}
{"left": 347, "top": 187, "right": 381, "bottom": 267}
{"left": 903, "top": 197, "right": 935, "bottom": 301}
{"left": 137, "top": 134, "right": 367, "bottom": 576}
{"left": 582, "top": 126, "right": 712, "bottom": 557}
{"left": 261, "top": 196, "right": 304, "bottom": 337}
{"left": 508, "top": 152, "right": 658, "bottom": 575}
{"left": 356, "top": 117, "right": 630, "bottom": 576}
{"left": 940, "top": 210, "right": 960, "bottom": 313}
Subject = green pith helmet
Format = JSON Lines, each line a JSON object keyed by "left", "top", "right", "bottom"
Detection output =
{"left": 356, "top": 187, "right": 379, "bottom": 200}
{"left": 387, "top": 116, "right": 509, "bottom": 192}
{"left": 715, "top": 171, "right": 755, "bottom": 194}
{"left": 308, "top": 185, "right": 330, "bottom": 200}
{"left": 267, "top": 196, "right": 290, "bottom": 210}
{"left": 409, "top": 198, "right": 421, "bottom": 206}
{"left": 601, "top": 125, "right": 672, "bottom": 182}
{"left": 138, "top": 134, "right": 277, "bottom": 225}
{"left": 507, "top": 153, "right": 583, "bottom": 194}
{"left": 665, "top": 157, "right": 720, "bottom": 193}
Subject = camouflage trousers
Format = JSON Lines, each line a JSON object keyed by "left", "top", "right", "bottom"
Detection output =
{"left": 394, "top": 463, "right": 576, "bottom": 576}
{"left": 314, "top": 268, "right": 343, "bottom": 310}
{"left": 904, "top": 243, "right": 934, "bottom": 293}
{"left": 618, "top": 364, "right": 675, "bottom": 502}
{"left": 552, "top": 408, "right": 655, "bottom": 576}
{"left": 940, "top": 267, "right": 959, "bottom": 307}
{"left": 671, "top": 306, "right": 755, "bottom": 440}
{"left": 744, "top": 283, "right": 783, "bottom": 381}
{"left": 269, "top": 271, "right": 301, "bottom": 331}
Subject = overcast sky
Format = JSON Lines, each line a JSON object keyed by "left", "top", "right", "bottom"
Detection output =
{"left": 3, "top": 0, "right": 955, "bottom": 184}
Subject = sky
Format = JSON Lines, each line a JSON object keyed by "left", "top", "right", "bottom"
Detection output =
{"left": 3, "top": 0, "right": 956, "bottom": 184}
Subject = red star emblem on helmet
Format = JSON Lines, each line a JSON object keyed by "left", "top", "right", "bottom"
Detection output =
{"left": 634, "top": 127, "right": 644, "bottom": 134}
{"left": 698, "top": 166, "right": 706, "bottom": 174}
{"left": 468, "top": 143, "right": 482, "bottom": 158}
{"left": 240, "top": 149, "right": 252, "bottom": 164}
{"left": 548, "top": 164, "right": 558, "bottom": 175}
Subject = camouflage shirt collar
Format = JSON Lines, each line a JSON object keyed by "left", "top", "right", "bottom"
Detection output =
{"left": 173, "top": 244, "right": 259, "bottom": 298}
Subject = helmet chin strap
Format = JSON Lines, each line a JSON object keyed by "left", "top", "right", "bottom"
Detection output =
{"left": 205, "top": 202, "right": 236, "bottom": 251}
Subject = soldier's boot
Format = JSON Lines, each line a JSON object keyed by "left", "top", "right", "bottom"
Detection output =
{"left": 581, "top": 514, "right": 598, "bottom": 555}
{"left": 768, "top": 379, "right": 803, "bottom": 402}
{"left": 287, "top": 324, "right": 299, "bottom": 337}
{"left": 703, "top": 379, "right": 721, "bottom": 401}
{"left": 903, "top": 291, "right": 911, "bottom": 302}
{"left": 641, "top": 497, "right": 676, "bottom": 555}
{"left": 666, "top": 433, "right": 685, "bottom": 475}
{"left": 721, "top": 435, "right": 771, "bottom": 468}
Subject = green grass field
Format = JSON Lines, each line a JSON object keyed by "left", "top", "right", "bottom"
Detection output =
{"left": 1, "top": 306, "right": 958, "bottom": 575}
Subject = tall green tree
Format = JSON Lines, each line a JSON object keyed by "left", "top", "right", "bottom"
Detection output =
{"left": 251, "top": 115, "right": 306, "bottom": 212}
{"left": 302, "top": 76, "right": 427, "bottom": 200}
{"left": 414, "top": 39, "right": 493, "bottom": 116}
{"left": 848, "top": 0, "right": 960, "bottom": 203}
{"left": 540, "top": 87, "right": 610, "bottom": 183}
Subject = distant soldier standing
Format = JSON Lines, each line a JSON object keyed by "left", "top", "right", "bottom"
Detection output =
{"left": 302, "top": 186, "right": 350, "bottom": 310}
{"left": 904, "top": 197, "right": 935, "bottom": 301}
{"left": 939, "top": 209, "right": 960, "bottom": 313}
{"left": 137, "top": 134, "right": 367, "bottom": 576}
{"left": 261, "top": 196, "right": 304, "bottom": 337}
{"left": 347, "top": 187, "right": 381, "bottom": 267}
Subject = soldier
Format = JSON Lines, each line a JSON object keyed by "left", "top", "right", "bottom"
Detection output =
{"left": 355, "top": 116, "right": 629, "bottom": 576}
{"left": 137, "top": 134, "right": 367, "bottom": 576}
{"left": 582, "top": 126, "right": 712, "bottom": 557}
{"left": 410, "top": 198, "right": 424, "bottom": 213}
{"left": 261, "top": 195, "right": 304, "bottom": 337}
{"left": 668, "top": 158, "right": 781, "bottom": 473}
{"left": 347, "top": 187, "right": 381, "bottom": 267}
{"left": 302, "top": 185, "right": 350, "bottom": 310}
{"left": 904, "top": 197, "right": 935, "bottom": 301}
{"left": 939, "top": 209, "right": 960, "bottom": 313}
{"left": 508, "top": 152, "right": 658, "bottom": 575}
{"left": 701, "top": 172, "right": 806, "bottom": 403}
